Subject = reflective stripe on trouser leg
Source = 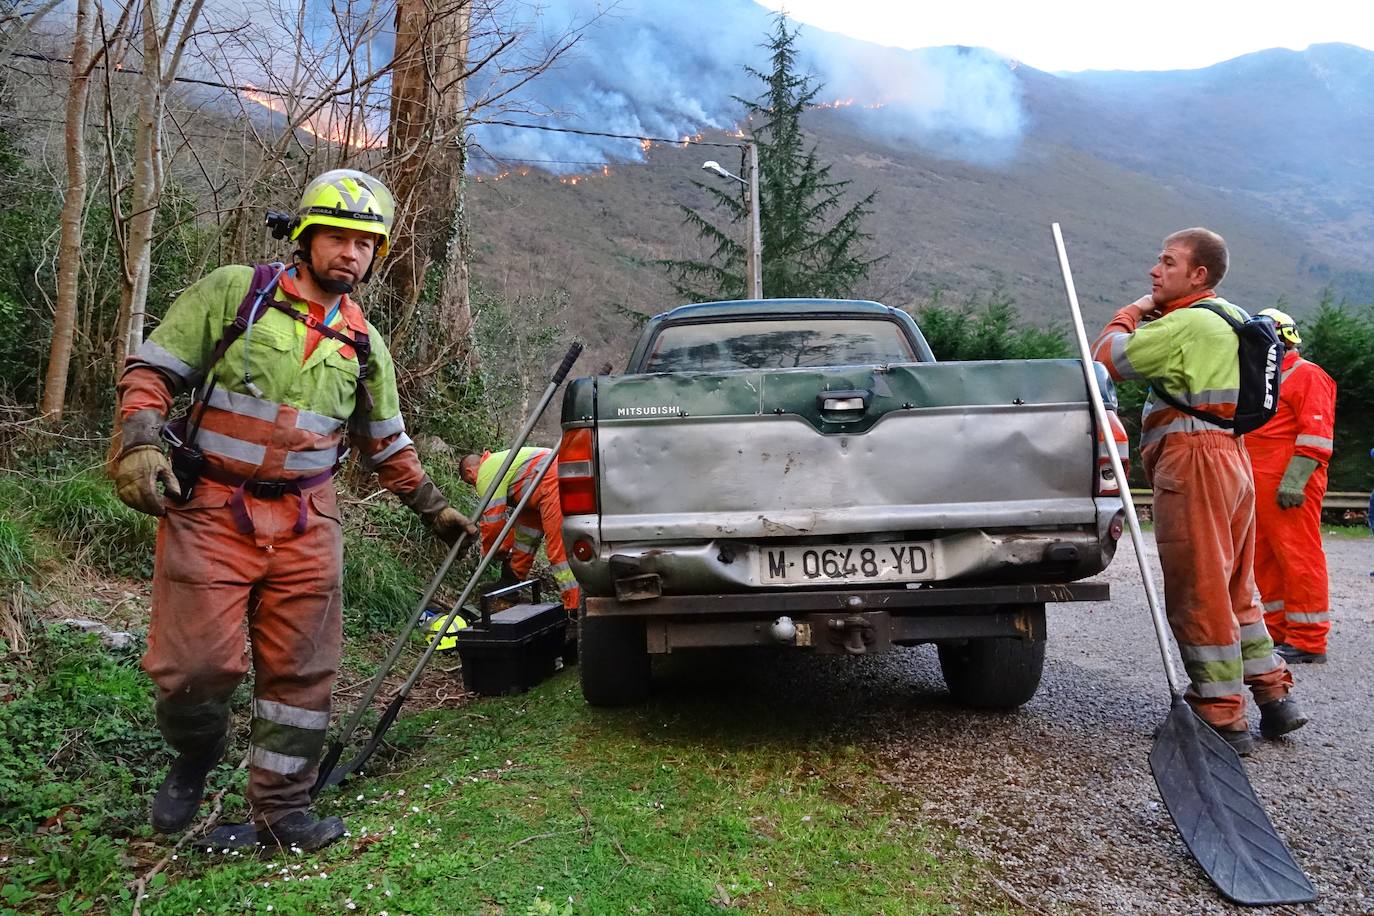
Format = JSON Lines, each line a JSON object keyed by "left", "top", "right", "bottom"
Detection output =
{"left": 143, "top": 489, "right": 262, "bottom": 757}
{"left": 535, "top": 472, "right": 580, "bottom": 610}
{"left": 506, "top": 507, "right": 543, "bottom": 581}
{"left": 1151, "top": 435, "right": 1292, "bottom": 730}
{"left": 1253, "top": 465, "right": 1331, "bottom": 654}
{"left": 242, "top": 490, "right": 344, "bottom": 824}
{"left": 1252, "top": 470, "right": 1288, "bottom": 646}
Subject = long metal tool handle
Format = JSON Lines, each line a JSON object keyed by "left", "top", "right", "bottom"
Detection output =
{"left": 1051, "top": 223, "right": 1184, "bottom": 698}
{"left": 328, "top": 342, "right": 583, "bottom": 752}
{"left": 333, "top": 446, "right": 565, "bottom": 783}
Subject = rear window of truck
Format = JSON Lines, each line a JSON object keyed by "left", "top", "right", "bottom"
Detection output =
{"left": 642, "top": 318, "right": 916, "bottom": 372}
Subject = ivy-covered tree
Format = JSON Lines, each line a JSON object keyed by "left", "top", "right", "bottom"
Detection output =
{"left": 662, "top": 14, "right": 881, "bottom": 301}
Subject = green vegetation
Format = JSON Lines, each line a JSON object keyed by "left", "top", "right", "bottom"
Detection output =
{"left": 73, "top": 677, "right": 981, "bottom": 915}
{"left": 661, "top": 13, "right": 880, "bottom": 301}
{"left": 912, "top": 293, "right": 1073, "bottom": 361}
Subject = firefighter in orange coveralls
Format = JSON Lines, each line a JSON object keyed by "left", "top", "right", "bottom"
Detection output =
{"left": 1092, "top": 227, "right": 1307, "bottom": 756}
{"left": 459, "top": 448, "right": 581, "bottom": 614}
{"left": 1246, "top": 309, "right": 1336, "bottom": 664}
{"left": 111, "top": 170, "right": 478, "bottom": 852}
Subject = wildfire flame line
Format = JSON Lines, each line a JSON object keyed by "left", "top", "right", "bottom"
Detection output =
{"left": 241, "top": 84, "right": 384, "bottom": 151}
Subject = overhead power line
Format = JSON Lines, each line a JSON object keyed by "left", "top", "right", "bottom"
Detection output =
{"left": 13, "top": 51, "right": 751, "bottom": 150}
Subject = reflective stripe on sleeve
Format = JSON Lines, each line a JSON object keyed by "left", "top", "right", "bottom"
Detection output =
{"left": 1294, "top": 435, "right": 1333, "bottom": 451}
{"left": 369, "top": 433, "right": 413, "bottom": 465}
{"left": 135, "top": 339, "right": 201, "bottom": 384}
{"left": 1262, "top": 600, "right": 1285, "bottom": 612}
{"left": 366, "top": 415, "right": 405, "bottom": 438}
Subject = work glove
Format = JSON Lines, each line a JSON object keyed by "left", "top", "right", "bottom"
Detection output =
{"left": 114, "top": 445, "right": 182, "bottom": 516}
{"left": 1277, "top": 455, "right": 1319, "bottom": 509}
{"left": 399, "top": 477, "right": 478, "bottom": 545}
{"left": 433, "top": 506, "right": 480, "bottom": 546}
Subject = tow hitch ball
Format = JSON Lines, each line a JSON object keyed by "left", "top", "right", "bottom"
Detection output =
{"left": 828, "top": 615, "right": 875, "bottom": 655}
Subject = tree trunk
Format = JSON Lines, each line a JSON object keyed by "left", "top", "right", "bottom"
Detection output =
{"left": 429, "top": 1, "right": 477, "bottom": 370}
{"left": 115, "top": 0, "right": 206, "bottom": 366}
{"left": 384, "top": 0, "right": 432, "bottom": 311}
{"left": 40, "top": 0, "right": 95, "bottom": 419}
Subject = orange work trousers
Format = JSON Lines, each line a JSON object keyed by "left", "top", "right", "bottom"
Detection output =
{"left": 1251, "top": 460, "right": 1330, "bottom": 654}
{"left": 142, "top": 479, "right": 343, "bottom": 823}
{"left": 1146, "top": 432, "right": 1293, "bottom": 731}
{"left": 507, "top": 462, "right": 581, "bottom": 611}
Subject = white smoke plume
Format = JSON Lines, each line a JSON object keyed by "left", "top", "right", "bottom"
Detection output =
{"left": 468, "top": 0, "right": 1026, "bottom": 170}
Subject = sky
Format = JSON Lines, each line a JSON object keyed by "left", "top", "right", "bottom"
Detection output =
{"left": 756, "top": 0, "right": 1374, "bottom": 72}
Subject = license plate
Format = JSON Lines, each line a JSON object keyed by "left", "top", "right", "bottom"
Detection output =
{"left": 759, "top": 542, "right": 934, "bottom": 585}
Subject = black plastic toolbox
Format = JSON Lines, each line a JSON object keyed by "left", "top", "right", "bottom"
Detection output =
{"left": 453, "top": 581, "right": 568, "bottom": 696}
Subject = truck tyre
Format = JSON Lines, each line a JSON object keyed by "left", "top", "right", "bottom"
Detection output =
{"left": 580, "top": 615, "right": 650, "bottom": 707}
{"left": 938, "top": 634, "right": 1045, "bottom": 710}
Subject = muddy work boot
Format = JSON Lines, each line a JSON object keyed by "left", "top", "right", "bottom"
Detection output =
{"left": 1275, "top": 643, "right": 1327, "bottom": 664}
{"left": 1259, "top": 696, "right": 1310, "bottom": 739}
{"left": 194, "top": 811, "right": 346, "bottom": 855}
{"left": 1209, "top": 725, "right": 1256, "bottom": 757}
{"left": 150, "top": 735, "right": 229, "bottom": 834}
{"left": 259, "top": 810, "right": 347, "bottom": 854}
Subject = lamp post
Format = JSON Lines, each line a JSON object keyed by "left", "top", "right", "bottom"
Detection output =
{"left": 701, "top": 142, "right": 762, "bottom": 299}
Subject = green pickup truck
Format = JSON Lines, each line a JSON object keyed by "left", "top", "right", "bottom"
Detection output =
{"left": 556, "top": 299, "right": 1126, "bottom": 708}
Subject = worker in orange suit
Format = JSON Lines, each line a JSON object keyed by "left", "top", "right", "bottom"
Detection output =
{"left": 110, "top": 170, "right": 477, "bottom": 853}
{"left": 1247, "top": 308, "right": 1337, "bottom": 664}
{"left": 460, "top": 448, "right": 581, "bottom": 614}
{"left": 1092, "top": 227, "right": 1305, "bottom": 756}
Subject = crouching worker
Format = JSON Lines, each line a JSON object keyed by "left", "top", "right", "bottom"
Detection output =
{"left": 459, "top": 448, "right": 581, "bottom": 616}
{"left": 110, "top": 169, "right": 477, "bottom": 853}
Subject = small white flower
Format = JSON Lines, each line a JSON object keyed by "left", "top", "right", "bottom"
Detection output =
{"left": 357, "top": 794, "right": 364, "bottom": 801}
{"left": 410, "top": 806, "right": 420, "bottom": 813}
{"left": 397, "top": 790, "right": 405, "bottom": 796}
{"left": 366, "top": 883, "right": 375, "bottom": 890}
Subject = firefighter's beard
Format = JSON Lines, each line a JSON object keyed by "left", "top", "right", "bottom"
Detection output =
{"left": 304, "top": 257, "right": 356, "bottom": 295}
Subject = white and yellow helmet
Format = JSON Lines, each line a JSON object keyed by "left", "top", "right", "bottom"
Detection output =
{"left": 1257, "top": 307, "right": 1301, "bottom": 347}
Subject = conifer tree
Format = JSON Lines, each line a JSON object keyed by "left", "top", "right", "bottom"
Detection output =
{"left": 663, "top": 14, "right": 881, "bottom": 300}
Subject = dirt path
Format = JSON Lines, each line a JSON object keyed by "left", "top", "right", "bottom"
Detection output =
{"left": 652, "top": 532, "right": 1374, "bottom": 913}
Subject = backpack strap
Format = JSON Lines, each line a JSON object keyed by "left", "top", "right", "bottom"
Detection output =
{"left": 206, "top": 263, "right": 287, "bottom": 370}
{"left": 262, "top": 298, "right": 374, "bottom": 418}
{"left": 1146, "top": 301, "right": 1245, "bottom": 430}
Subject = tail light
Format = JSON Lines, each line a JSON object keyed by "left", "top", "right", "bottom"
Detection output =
{"left": 1096, "top": 410, "right": 1131, "bottom": 496}
{"left": 557, "top": 427, "right": 597, "bottom": 516}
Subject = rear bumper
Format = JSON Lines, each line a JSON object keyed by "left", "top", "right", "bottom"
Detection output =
{"left": 584, "top": 581, "right": 1107, "bottom": 654}
{"left": 566, "top": 506, "right": 1123, "bottom": 598}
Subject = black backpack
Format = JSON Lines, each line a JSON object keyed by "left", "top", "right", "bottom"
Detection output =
{"left": 1151, "top": 301, "right": 1281, "bottom": 435}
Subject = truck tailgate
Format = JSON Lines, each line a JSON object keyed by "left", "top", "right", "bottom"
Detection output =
{"left": 592, "top": 359, "right": 1099, "bottom": 541}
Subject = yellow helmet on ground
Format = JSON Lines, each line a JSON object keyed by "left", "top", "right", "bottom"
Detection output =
{"left": 291, "top": 169, "right": 394, "bottom": 258}
{"left": 1257, "top": 307, "right": 1301, "bottom": 347}
{"left": 420, "top": 608, "right": 469, "bottom": 651}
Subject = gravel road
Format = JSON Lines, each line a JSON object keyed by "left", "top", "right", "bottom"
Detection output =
{"left": 651, "top": 531, "right": 1374, "bottom": 913}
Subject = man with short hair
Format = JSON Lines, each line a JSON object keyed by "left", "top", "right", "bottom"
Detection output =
{"left": 460, "top": 448, "right": 581, "bottom": 615}
{"left": 1092, "top": 227, "right": 1306, "bottom": 755}
{"left": 111, "top": 169, "right": 478, "bottom": 852}
{"left": 1247, "top": 308, "right": 1337, "bottom": 664}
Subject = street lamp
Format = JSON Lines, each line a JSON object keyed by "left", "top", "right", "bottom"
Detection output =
{"left": 701, "top": 142, "right": 763, "bottom": 299}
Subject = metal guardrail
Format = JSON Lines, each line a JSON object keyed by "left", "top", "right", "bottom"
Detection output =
{"left": 1130, "top": 489, "right": 1368, "bottom": 510}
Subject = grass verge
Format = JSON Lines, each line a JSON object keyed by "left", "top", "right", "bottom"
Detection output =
{"left": 131, "top": 674, "right": 983, "bottom": 915}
